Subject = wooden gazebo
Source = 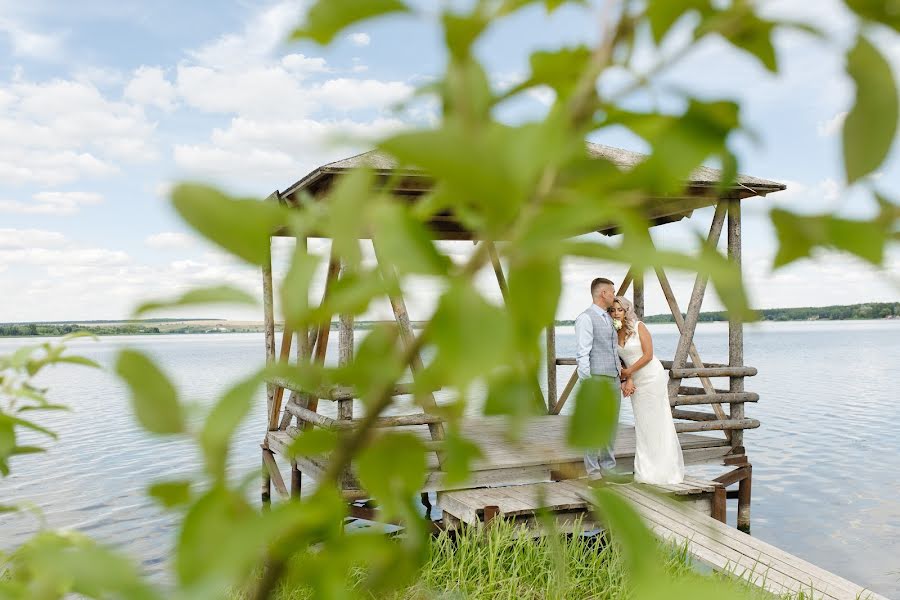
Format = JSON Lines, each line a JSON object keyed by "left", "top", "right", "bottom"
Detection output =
{"left": 258, "top": 142, "right": 786, "bottom": 532}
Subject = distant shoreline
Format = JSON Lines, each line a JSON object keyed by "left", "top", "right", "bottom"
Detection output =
{"left": 1, "top": 302, "right": 897, "bottom": 338}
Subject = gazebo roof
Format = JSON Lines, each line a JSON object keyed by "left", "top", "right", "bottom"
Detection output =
{"left": 278, "top": 142, "right": 786, "bottom": 238}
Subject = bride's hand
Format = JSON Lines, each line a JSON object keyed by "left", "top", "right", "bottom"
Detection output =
{"left": 620, "top": 368, "right": 631, "bottom": 380}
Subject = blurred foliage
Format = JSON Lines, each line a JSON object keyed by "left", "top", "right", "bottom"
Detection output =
{"left": 2, "top": 0, "right": 898, "bottom": 599}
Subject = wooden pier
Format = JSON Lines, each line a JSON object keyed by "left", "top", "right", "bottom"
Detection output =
{"left": 253, "top": 146, "right": 884, "bottom": 599}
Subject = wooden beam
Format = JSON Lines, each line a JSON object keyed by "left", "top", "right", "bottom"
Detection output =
{"left": 338, "top": 256, "right": 355, "bottom": 422}
{"left": 262, "top": 240, "right": 277, "bottom": 434}
{"left": 546, "top": 326, "right": 557, "bottom": 413}
{"left": 373, "top": 241, "right": 446, "bottom": 449}
{"left": 654, "top": 262, "right": 730, "bottom": 429}
{"left": 262, "top": 447, "right": 288, "bottom": 499}
{"left": 671, "top": 408, "right": 720, "bottom": 421}
{"left": 551, "top": 370, "right": 579, "bottom": 415}
{"left": 304, "top": 252, "right": 341, "bottom": 426}
{"left": 617, "top": 269, "right": 634, "bottom": 296}
{"left": 268, "top": 325, "right": 294, "bottom": 431}
{"left": 667, "top": 201, "right": 728, "bottom": 400}
{"left": 728, "top": 199, "right": 746, "bottom": 450}
{"left": 633, "top": 270, "right": 644, "bottom": 319}
{"left": 487, "top": 241, "right": 508, "bottom": 302}
{"left": 671, "top": 392, "right": 758, "bottom": 406}
{"left": 286, "top": 403, "right": 340, "bottom": 430}
{"left": 669, "top": 366, "right": 757, "bottom": 378}
{"left": 674, "top": 418, "right": 759, "bottom": 433}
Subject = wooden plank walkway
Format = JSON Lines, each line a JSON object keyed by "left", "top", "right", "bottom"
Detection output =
{"left": 438, "top": 480, "right": 886, "bottom": 600}
{"left": 615, "top": 485, "right": 889, "bottom": 600}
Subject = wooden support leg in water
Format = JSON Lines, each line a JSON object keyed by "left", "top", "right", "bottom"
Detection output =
{"left": 712, "top": 486, "right": 727, "bottom": 524}
{"left": 738, "top": 464, "right": 752, "bottom": 532}
{"left": 483, "top": 505, "right": 500, "bottom": 525}
{"left": 291, "top": 460, "right": 301, "bottom": 499}
{"left": 261, "top": 449, "right": 271, "bottom": 508}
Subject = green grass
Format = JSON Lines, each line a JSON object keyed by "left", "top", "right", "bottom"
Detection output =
{"left": 246, "top": 518, "right": 801, "bottom": 600}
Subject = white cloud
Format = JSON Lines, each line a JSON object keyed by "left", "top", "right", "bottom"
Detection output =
{"left": 145, "top": 232, "right": 196, "bottom": 250}
{"left": 281, "top": 53, "right": 329, "bottom": 76}
{"left": 124, "top": 66, "right": 177, "bottom": 111}
{"left": 0, "top": 16, "right": 64, "bottom": 60}
{"left": 0, "top": 228, "right": 67, "bottom": 249}
{"left": 347, "top": 32, "right": 371, "bottom": 47}
{"left": 817, "top": 111, "right": 847, "bottom": 137}
{"left": 173, "top": 116, "right": 407, "bottom": 186}
{"left": 188, "top": 0, "right": 305, "bottom": 68}
{"left": 0, "top": 191, "right": 103, "bottom": 216}
{"left": 0, "top": 77, "right": 158, "bottom": 184}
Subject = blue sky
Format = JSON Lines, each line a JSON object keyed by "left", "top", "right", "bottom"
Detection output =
{"left": 0, "top": 0, "right": 897, "bottom": 323}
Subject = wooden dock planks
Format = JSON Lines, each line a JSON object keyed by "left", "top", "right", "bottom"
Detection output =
{"left": 614, "top": 485, "right": 888, "bottom": 600}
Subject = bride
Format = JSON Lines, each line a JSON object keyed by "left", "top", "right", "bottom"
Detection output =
{"left": 610, "top": 296, "right": 685, "bottom": 485}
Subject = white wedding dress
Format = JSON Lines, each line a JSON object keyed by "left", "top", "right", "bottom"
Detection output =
{"left": 618, "top": 323, "right": 685, "bottom": 484}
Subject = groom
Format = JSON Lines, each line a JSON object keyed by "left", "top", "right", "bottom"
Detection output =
{"left": 574, "top": 277, "right": 635, "bottom": 478}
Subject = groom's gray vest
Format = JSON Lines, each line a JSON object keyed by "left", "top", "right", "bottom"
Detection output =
{"left": 581, "top": 307, "right": 620, "bottom": 377}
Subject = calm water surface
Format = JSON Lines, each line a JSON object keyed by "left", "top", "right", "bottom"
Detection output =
{"left": 1, "top": 321, "right": 898, "bottom": 597}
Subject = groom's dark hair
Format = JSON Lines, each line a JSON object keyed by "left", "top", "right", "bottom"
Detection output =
{"left": 591, "top": 277, "right": 615, "bottom": 297}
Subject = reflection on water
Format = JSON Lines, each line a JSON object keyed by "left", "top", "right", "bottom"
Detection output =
{"left": 1, "top": 320, "right": 898, "bottom": 597}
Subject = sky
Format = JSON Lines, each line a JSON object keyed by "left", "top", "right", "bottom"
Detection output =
{"left": 0, "top": 0, "right": 898, "bottom": 324}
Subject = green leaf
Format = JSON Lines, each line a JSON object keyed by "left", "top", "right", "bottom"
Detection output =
{"left": 200, "top": 374, "right": 261, "bottom": 480}
{"left": 172, "top": 184, "right": 288, "bottom": 265}
{"left": 443, "top": 11, "right": 489, "bottom": 60}
{"left": 357, "top": 433, "right": 427, "bottom": 519}
{"left": 843, "top": 35, "right": 899, "bottom": 183}
{"left": 148, "top": 480, "right": 192, "bottom": 509}
{"left": 323, "top": 169, "right": 374, "bottom": 269}
{"left": 280, "top": 245, "right": 320, "bottom": 328}
{"left": 646, "top": 0, "right": 711, "bottom": 44}
{"left": 288, "top": 428, "right": 339, "bottom": 457}
{"left": 134, "top": 285, "right": 256, "bottom": 318}
{"left": 52, "top": 355, "right": 101, "bottom": 369}
{"left": 523, "top": 46, "right": 591, "bottom": 100}
{"left": 704, "top": 6, "right": 777, "bottom": 72}
{"left": 507, "top": 253, "right": 561, "bottom": 337}
{"left": 115, "top": 350, "right": 184, "bottom": 435}
{"left": 567, "top": 376, "right": 619, "bottom": 448}
{"left": 0, "top": 417, "right": 15, "bottom": 476}
{"left": 440, "top": 429, "right": 483, "bottom": 485}
{"left": 372, "top": 202, "right": 450, "bottom": 276}
{"left": 293, "top": 0, "right": 409, "bottom": 44}
{"left": 428, "top": 282, "right": 514, "bottom": 386}
{"left": 770, "top": 208, "right": 887, "bottom": 267}
{"left": 844, "top": 0, "right": 900, "bottom": 32}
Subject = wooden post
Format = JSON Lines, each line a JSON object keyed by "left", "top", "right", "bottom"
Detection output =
{"left": 291, "top": 459, "right": 301, "bottom": 499}
{"left": 261, "top": 449, "right": 271, "bottom": 508}
{"left": 728, "top": 199, "right": 745, "bottom": 450}
{"left": 712, "top": 486, "right": 726, "bottom": 524}
{"left": 262, "top": 239, "right": 276, "bottom": 431}
{"left": 546, "top": 326, "right": 557, "bottom": 413}
{"left": 737, "top": 464, "right": 752, "bottom": 532}
{"left": 305, "top": 253, "right": 342, "bottom": 423}
{"left": 338, "top": 258, "right": 355, "bottom": 421}
{"left": 667, "top": 201, "right": 728, "bottom": 398}
{"left": 617, "top": 268, "right": 634, "bottom": 297}
{"left": 280, "top": 240, "right": 313, "bottom": 431}
{"left": 633, "top": 270, "right": 644, "bottom": 319}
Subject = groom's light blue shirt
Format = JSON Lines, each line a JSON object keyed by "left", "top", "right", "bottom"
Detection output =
{"left": 575, "top": 304, "right": 613, "bottom": 380}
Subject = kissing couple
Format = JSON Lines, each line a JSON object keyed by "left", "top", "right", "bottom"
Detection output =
{"left": 575, "top": 277, "right": 685, "bottom": 485}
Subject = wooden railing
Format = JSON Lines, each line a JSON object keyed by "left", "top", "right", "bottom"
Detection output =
{"left": 547, "top": 357, "right": 760, "bottom": 434}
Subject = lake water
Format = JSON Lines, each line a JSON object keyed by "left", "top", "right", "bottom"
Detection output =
{"left": 1, "top": 321, "right": 899, "bottom": 597}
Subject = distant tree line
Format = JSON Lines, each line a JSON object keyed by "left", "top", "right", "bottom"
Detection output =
{"left": 640, "top": 302, "right": 900, "bottom": 324}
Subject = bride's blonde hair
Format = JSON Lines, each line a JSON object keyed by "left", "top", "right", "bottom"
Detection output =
{"left": 612, "top": 296, "right": 638, "bottom": 339}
